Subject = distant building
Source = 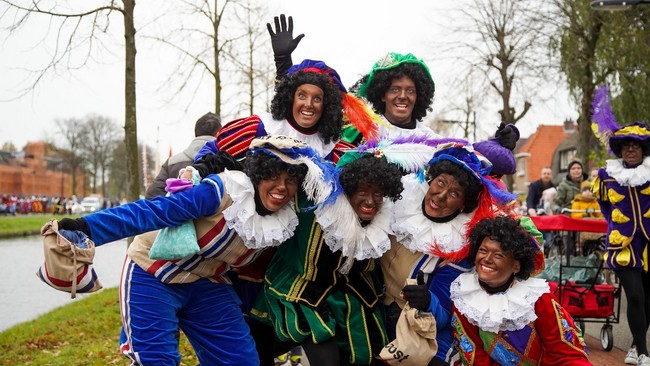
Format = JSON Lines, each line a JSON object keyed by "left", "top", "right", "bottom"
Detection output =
{"left": 0, "top": 141, "right": 83, "bottom": 197}
{"left": 512, "top": 121, "right": 576, "bottom": 195}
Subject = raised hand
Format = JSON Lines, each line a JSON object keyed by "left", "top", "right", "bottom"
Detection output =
{"left": 494, "top": 122, "right": 519, "bottom": 151}
{"left": 266, "top": 14, "right": 304, "bottom": 57}
{"left": 266, "top": 14, "right": 305, "bottom": 80}
{"left": 401, "top": 271, "right": 431, "bottom": 311}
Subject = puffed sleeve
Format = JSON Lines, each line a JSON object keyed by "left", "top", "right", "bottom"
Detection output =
{"left": 83, "top": 174, "right": 225, "bottom": 245}
{"left": 451, "top": 306, "right": 498, "bottom": 366}
{"left": 535, "top": 293, "right": 592, "bottom": 365}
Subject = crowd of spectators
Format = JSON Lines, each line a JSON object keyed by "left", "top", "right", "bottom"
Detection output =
{"left": 0, "top": 195, "right": 121, "bottom": 215}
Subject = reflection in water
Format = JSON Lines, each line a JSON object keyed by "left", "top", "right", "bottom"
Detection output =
{"left": 0, "top": 235, "right": 127, "bottom": 331}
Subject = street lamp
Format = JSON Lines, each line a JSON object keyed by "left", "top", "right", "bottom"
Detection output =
{"left": 591, "top": 0, "right": 650, "bottom": 10}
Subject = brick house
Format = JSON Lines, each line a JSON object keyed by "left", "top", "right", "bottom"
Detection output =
{"left": 0, "top": 141, "right": 83, "bottom": 197}
{"left": 512, "top": 121, "right": 576, "bottom": 196}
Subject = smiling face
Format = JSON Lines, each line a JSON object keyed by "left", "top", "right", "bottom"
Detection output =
{"left": 475, "top": 237, "right": 520, "bottom": 288}
{"left": 423, "top": 173, "right": 466, "bottom": 218}
{"left": 292, "top": 84, "right": 324, "bottom": 129}
{"left": 257, "top": 171, "right": 299, "bottom": 212}
{"left": 381, "top": 75, "right": 416, "bottom": 127}
{"left": 540, "top": 168, "right": 553, "bottom": 184}
{"left": 567, "top": 163, "right": 583, "bottom": 183}
{"left": 348, "top": 182, "right": 384, "bottom": 221}
{"left": 621, "top": 140, "right": 644, "bottom": 166}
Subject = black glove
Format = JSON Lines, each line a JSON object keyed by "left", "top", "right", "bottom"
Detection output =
{"left": 401, "top": 271, "right": 431, "bottom": 311}
{"left": 494, "top": 122, "right": 518, "bottom": 151}
{"left": 192, "top": 151, "right": 244, "bottom": 178}
{"left": 266, "top": 14, "right": 304, "bottom": 80}
{"left": 58, "top": 217, "right": 91, "bottom": 238}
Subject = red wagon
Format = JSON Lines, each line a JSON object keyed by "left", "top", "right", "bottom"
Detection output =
{"left": 530, "top": 214, "right": 621, "bottom": 352}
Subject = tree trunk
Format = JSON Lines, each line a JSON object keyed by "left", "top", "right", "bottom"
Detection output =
{"left": 576, "top": 14, "right": 603, "bottom": 165}
{"left": 123, "top": 0, "right": 139, "bottom": 202}
{"left": 212, "top": 0, "right": 221, "bottom": 116}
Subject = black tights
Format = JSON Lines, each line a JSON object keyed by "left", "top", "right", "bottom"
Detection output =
{"left": 302, "top": 338, "right": 387, "bottom": 366}
{"left": 249, "top": 321, "right": 297, "bottom": 366}
{"left": 301, "top": 337, "right": 340, "bottom": 366}
{"left": 618, "top": 269, "right": 650, "bottom": 356}
{"left": 251, "top": 320, "right": 387, "bottom": 366}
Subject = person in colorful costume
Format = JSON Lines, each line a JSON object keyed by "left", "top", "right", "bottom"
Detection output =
{"left": 353, "top": 52, "right": 518, "bottom": 176}
{"left": 55, "top": 135, "right": 337, "bottom": 366}
{"left": 450, "top": 215, "right": 591, "bottom": 365}
{"left": 266, "top": 15, "right": 519, "bottom": 177}
{"left": 591, "top": 86, "right": 650, "bottom": 366}
{"left": 380, "top": 143, "right": 518, "bottom": 365}
{"left": 197, "top": 58, "right": 381, "bottom": 164}
{"left": 252, "top": 137, "right": 443, "bottom": 366}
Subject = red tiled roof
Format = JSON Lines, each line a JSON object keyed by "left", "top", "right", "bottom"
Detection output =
{"left": 521, "top": 125, "right": 570, "bottom": 182}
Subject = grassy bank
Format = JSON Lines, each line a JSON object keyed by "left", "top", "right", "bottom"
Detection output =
{"left": 0, "top": 215, "right": 79, "bottom": 239}
{"left": 0, "top": 288, "right": 196, "bottom": 365}
{"left": 0, "top": 215, "right": 196, "bottom": 364}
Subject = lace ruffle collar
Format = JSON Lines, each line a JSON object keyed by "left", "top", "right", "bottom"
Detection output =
{"left": 391, "top": 174, "right": 471, "bottom": 254}
{"left": 376, "top": 115, "right": 442, "bottom": 140}
{"left": 260, "top": 112, "right": 336, "bottom": 157}
{"left": 314, "top": 194, "right": 393, "bottom": 273}
{"left": 220, "top": 170, "right": 298, "bottom": 249}
{"left": 450, "top": 271, "right": 549, "bottom": 333}
{"left": 605, "top": 157, "right": 650, "bottom": 187}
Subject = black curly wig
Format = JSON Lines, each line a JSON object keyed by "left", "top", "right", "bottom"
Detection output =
{"left": 244, "top": 151, "right": 308, "bottom": 187}
{"left": 270, "top": 71, "right": 343, "bottom": 144}
{"left": 426, "top": 160, "right": 482, "bottom": 213}
{"left": 361, "top": 63, "right": 435, "bottom": 122}
{"left": 339, "top": 155, "right": 404, "bottom": 202}
{"left": 467, "top": 216, "right": 537, "bottom": 281}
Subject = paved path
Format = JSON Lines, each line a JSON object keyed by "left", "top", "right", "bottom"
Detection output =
{"left": 585, "top": 334, "right": 627, "bottom": 365}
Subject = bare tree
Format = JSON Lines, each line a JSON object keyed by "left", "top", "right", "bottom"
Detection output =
{"left": 144, "top": 0, "right": 235, "bottom": 117}
{"left": 144, "top": 0, "right": 272, "bottom": 120}
{"left": 226, "top": 0, "right": 273, "bottom": 117}
{"left": 81, "top": 114, "right": 121, "bottom": 197}
{"left": 442, "top": 0, "right": 550, "bottom": 130}
{"left": 55, "top": 117, "right": 87, "bottom": 195}
{"left": 0, "top": 0, "right": 141, "bottom": 202}
{"left": 1, "top": 142, "right": 17, "bottom": 152}
{"left": 433, "top": 70, "right": 484, "bottom": 141}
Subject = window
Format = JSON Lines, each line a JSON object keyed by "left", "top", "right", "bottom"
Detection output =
{"left": 517, "top": 157, "right": 526, "bottom": 176}
{"left": 559, "top": 149, "right": 576, "bottom": 172}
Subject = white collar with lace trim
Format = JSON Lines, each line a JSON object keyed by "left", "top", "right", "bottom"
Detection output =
{"left": 259, "top": 112, "right": 337, "bottom": 157}
{"left": 220, "top": 170, "right": 298, "bottom": 250}
{"left": 376, "top": 115, "right": 442, "bottom": 140}
{"left": 605, "top": 156, "right": 650, "bottom": 187}
{"left": 391, "top": 174, "right": 471, "bottom": 254}
{"left": 450, "top": 271, "right": 550, "bottom": 333}
{"left": 314, "top": 194, "right": 393, "bottom": 273}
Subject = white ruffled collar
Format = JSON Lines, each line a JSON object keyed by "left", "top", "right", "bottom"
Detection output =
{"left": 391, "top": 174, "right": 471, "bottom": 253}
{"left": 376, "top": 115, "right": 442, "bottom": 140}
{"left": 314, "top": 194, "right": 393, "bottom": 273}
{"left": 259, "top": 112, "right": 337, "bottom": 157}
{"left": 450, "top": 271, "right": 550, "bottom": 333}
{"left": 605, "top": 156, "right": 650, "bottom": 187}
{"left": 220, "top": 170, "right": 298, "bottom": 249}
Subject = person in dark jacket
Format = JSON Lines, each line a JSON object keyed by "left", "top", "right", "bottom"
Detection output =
{"left": 526, "top": 166, "right": 555, "bottom": 216}
{"left": 145, "top": 112, "right": 221, "bottom": 199}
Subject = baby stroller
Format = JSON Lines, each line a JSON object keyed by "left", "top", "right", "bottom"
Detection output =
{"left": 530, "top": 213, "right": 621, "bottom": 351}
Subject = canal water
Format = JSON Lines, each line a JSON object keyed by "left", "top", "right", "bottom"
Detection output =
{"left": 0, "top": 235, "right": 127, "bottom": 331}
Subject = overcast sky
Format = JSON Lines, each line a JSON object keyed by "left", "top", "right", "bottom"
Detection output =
{"left": 0, "top": 0, "right": 576, "bottom": 163}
